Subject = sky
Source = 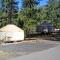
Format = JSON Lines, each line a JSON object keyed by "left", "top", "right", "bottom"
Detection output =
{"left": 0, "top": 0, "right": 48, "bottom": 10}
{"left": 18, "top": 0, "right": 48, "bottom": 10}
{"left": 39, "top": 0, "right": 48, "bottom": 6}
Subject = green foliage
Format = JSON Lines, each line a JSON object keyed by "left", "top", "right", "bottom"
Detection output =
{"left": 46, "top": 0, "right": 58, "bottom": 27}
{"left": 18, "top": 8, "right": 37, "bottom": 36}
{"left": 23, "top": 0, "right": 39, "bottom": 8}
{"left": 0, "top": 0, "right": 19, "bottom": 28}
{"left": 0, "top": 0, "right": 60, "bottom": 36}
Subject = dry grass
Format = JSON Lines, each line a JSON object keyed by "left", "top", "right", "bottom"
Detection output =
{"left": 0, "top": 51, "right": 16, "bottom": 57}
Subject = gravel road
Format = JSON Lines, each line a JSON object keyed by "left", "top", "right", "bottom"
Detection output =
{"left": 0, "top": 40, "right": 59, "bottom": 60}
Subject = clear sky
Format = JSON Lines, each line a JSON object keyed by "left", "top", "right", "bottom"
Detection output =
{"left": 39, "top": 0, "right": 48, "bottom": 6}
{"left": 17, "top": 0, "right": 48, "bottom": 9}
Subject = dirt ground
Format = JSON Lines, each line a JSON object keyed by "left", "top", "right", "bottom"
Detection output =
{"left": 0, "top": 36, "right": 60, "bottom": 60}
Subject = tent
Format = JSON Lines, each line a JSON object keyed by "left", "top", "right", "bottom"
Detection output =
{"left": 0, "top": 24, "right": 24, "bottom": 42}
{"left": 36, "top": 21, "right": 54, "bottom": 33}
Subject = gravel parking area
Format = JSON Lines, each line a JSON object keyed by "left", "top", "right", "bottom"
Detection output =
{"left": 0, "top": 39, "right": 60, "bottom": 60}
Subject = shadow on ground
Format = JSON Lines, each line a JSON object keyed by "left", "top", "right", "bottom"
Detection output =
{"left": 26, "top": 33, "right": 60, "bottom": 41}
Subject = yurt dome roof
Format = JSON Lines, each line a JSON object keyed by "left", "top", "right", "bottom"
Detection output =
{"left": 0, "top": 24, "right": 23, "bottom": 32}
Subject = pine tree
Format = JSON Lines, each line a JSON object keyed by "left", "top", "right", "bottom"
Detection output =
{"left": 47, "top": 0, "right": 58, "bottom": 27}
{"left": 21, "top": 0, "right": 40, "bottom": 36}
{"left": 5, "top": 0, "right": 18, "bottom": 24}
{"left": 23, "top": 0, "right": 39, "bottom": 8}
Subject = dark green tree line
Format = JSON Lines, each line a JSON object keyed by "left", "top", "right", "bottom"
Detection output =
{"left": 0, "top": 0, "right": 60, "bottom": 34}
{"left": 0, "top": 0, "right": 19, "bottom": 28}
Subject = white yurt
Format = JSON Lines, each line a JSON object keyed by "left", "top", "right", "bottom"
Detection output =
{"left": 0, "top": 24, "right": 24, "bottom": 42}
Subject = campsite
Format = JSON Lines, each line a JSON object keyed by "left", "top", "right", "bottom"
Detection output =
{"left": 0, "top": 0, "right": 60, "bottom": 60}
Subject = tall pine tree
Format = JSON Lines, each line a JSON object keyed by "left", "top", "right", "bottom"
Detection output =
{"left": 5, "top": 0, "right": 18, "bottom": 24}
{"left": 23, "top": 0, "right": 39, "bottom": 8}
{"left": 21, "top": 0, "right": 40, "bottom": 36}
{"left": 47, "top": 0, "right": 58, "bottom": 27}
